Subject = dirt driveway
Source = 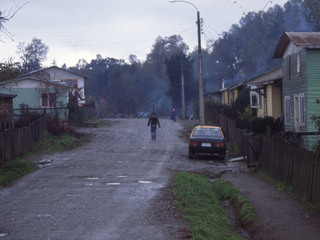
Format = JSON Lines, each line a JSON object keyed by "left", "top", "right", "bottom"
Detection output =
{"left": 1, "top": 118, "right": 320, "bottom": 240}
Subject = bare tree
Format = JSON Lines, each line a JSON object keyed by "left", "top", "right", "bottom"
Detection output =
{"left": 0, "top": 2, "right": 28, "bottom": 42}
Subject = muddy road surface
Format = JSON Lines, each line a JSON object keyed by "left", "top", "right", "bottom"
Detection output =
{"left": 0, "top": 118, "right": 236, "bottom": 240}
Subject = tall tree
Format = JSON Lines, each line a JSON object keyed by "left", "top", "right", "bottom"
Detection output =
{"left": 17, "top": 37, "right": 49, "bottom": 73}
{"left": 0, "top": 58, "right": 20, "bottom": 81}
{"left": 304, "top": 0, "right": 320, "bottom": 31}
{"left": 165, "top": 52, "right": 197, "bottom": 115}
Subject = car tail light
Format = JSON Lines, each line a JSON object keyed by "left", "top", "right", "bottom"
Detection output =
{"left": 214, "top": 142, "right": 225, "bottom": 148}
{"left": 189, "top": 141, "right": 199, "bottom": 147}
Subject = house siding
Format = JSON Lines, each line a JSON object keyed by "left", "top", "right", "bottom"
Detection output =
{"left": 266, "top": 85, "right": 272, "bottom": 117}
{"left": 306, "top": 49, "right": 320, "bottom": 132}
{"left": 272, "top": 85, "right": 282, "bottom": 119}
{"left": 257, "top": 89, "right": 265, "bottom": 117}
{"left": 283, "top": 49, "right": 307, "bottom": 132}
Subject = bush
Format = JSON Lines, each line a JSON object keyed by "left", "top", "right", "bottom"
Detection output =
{"left": 249, "top": 116, "right": 274, "bottom": 134}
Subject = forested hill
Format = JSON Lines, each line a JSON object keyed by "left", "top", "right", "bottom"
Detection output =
{"left": 70, "top": 0, "right": 319, "bottom": 117}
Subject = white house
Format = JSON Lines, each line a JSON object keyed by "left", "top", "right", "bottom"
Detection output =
{"left": 22, "top": 66, "right": 89, "bottom": 106}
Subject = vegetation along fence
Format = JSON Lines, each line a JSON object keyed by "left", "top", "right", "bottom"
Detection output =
{"left": 260, "top": 135, "right": 320, "bottom": 203}
{"left": 0, "top": 115, "right": 47, "bottom": 164}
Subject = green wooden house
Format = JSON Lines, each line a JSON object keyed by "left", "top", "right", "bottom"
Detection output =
{"left": 274, "top": 32, "right": 320, "bottom": 149}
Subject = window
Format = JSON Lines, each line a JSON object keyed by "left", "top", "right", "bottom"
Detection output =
{"left": 250, "top": 91, "right": 260, "bottom": 108}
{"left": 286, "top": 56, "right": 291, "bottom": 79}
{"left": 41, "top": 93, "right": 48, "bottom": 107}
{"left": 296, "top": 53, "right": 301, "bottom": 74}
{"left": 298, "top": 93, "right": 305, "bottom": 126}
{"left": 41, "top": 93, "right": 57, "bottom": 108}
{"left": 61, "top": 79, "right": 78, "bottom": 89}
{"left": 284, "top": 96, "right": 291, "bottom": 125}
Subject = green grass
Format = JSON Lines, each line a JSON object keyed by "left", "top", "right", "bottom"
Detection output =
{"left": 212, "top": 179, "right": 257, "bottom": 226}
{"left": 227, "top": 142, "right": 242, "bottom": 156}
{"left": 29, "top": 132, "right": 86, "bottom": 154}
{"left": 0, "top": 132, "right": 88, "bottom": 187}
{"left": 173, "top": 172, "right": 246, "bottom": 240}
{"left": 0, "top": 158, "right": 34, "bottom": 187}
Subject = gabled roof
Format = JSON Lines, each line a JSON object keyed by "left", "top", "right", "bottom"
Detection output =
{"left": 245, "top": 67, "right": 282, "bottom": 86}
{"left": 274, "top": 32, "right": 320, "bottom": 58}
{"left": 0, "top": 76, "right": 70, "bottom": 89}
{"left": 20, "top": 66, "right": 90, "bottom": 79}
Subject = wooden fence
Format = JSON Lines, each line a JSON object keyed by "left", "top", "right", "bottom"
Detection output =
{"left": 0, "top": 115, "right": 47, "bottom": 163}
{"left": 219, "top": 114, "right": 236, "bottom": 142}
{"left": 260, "top": 135, "right": 320, "bottom": 203}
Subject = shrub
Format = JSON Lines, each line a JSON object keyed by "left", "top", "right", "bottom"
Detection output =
{"left": 249, "top": 116, "right": 274, "bottom": 134}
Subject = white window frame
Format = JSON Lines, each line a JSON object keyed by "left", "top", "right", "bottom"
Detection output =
{"left": 284, "top": 96, "right": 291, "bottom": 125}
{"left": 298, "top": 93, "right": 305, "bottom": 126}
{"left": 296, "top": 52, "right": 301, "bottom": 74}
{"left": 41, "top": 92, "right": 57, "bottom": 108}
{"left": 250, "top": 91, "right": 260, "bottom": 109}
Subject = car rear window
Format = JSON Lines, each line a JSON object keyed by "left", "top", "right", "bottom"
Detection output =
{"left": 192, "top": 128, "right": 222, "bottom": 137}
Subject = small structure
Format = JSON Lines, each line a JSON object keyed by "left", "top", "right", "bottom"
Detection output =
{"left": 0, "top": 93, "right": 16, "bottom": 130}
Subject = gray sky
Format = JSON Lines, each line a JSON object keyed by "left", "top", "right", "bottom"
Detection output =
{"left": 1, "top": 0, "right": 288, "bottom": 67}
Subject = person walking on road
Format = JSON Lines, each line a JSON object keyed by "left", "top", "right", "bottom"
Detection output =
{"left": 171, "top": 107, "right": 177, "bottom": 122}
{"left": 148, "top": 112, "right": 160, "bottom": 141}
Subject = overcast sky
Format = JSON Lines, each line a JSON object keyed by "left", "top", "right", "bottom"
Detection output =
{"left": 1, "top": 0, "right": 288, "bottom": 67}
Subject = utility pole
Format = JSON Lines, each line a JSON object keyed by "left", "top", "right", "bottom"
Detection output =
{"left": 181, "top": 53, "right": 185, "bottom": 120}
{"left": 170, "top": 0, "right": 205, "bottom": 124}
{"left": 197, "top": 11, "right": 205, "bottom": 124}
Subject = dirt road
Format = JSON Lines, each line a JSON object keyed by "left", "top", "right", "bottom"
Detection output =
{"left": 1, "top": 118, "right": 320, "bottom": 240}
{"left": 0, "top": 118, "right": 233, "bottom": 240}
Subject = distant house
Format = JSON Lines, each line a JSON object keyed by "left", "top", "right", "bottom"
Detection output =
{"left": 246, "top": 67, "right": 282, "bottom": 119}
{"left": 274, "top": 32, "right": 320, "bottom": 148}
{"left": 0, "top": 93, "right": 16, "bottom": 129}
{"left": 228, "top": 82, "right": 246, "bottom": 105}
{"left": 0, "top": 77, "right": 70, "bottom": 120}
{"left": 22, "top": 66, "right": 89, "bottom": 106}
{"left": 205, "top": 90, "right": 221, "bottom": 103}
{"left": 220, "top": 80, "right": 230, "bottom": 105}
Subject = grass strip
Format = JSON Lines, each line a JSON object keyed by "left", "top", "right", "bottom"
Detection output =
{"left": 173, "top": 172, "right": 246, "bottom": 240}
{"left": 0, "top": 132, "right": 87, "bottom": 187}
{"left": 212, "top": 179, "right": 256, "bottom": 226}
{"left": 0, "top": 158, "right": 34, "bottom": 187}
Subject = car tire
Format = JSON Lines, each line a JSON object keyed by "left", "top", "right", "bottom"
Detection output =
{"left": 188, "top": 150, "right": 195, "bottom": 159}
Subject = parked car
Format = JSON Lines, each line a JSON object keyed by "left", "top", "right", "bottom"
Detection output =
{"left": 188, "top": 125, "right": 227, "bottom": 159}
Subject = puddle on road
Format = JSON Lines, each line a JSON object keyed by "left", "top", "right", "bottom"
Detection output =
{"left": 106, "top": 183, "right": 121, "bottom": 186}
{"left": 138, "top": 180, "right": 153, "bottom": 184}
{"left": 85, "top": 177, "right": 99, "bottom": 180}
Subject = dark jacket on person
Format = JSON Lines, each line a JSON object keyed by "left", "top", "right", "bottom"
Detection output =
{"left": 148, "top": 115, "right": 160, "bottom": 128}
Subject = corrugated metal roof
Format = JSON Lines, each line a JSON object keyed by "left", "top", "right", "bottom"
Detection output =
{"left": 245, "top": 67, "right": 282, "bottom": 86}
{"left": 274, "top": 32, "right": 320, "bottom": 58}
{"left": 287, "top": 32, "right": 320, "bottom": 46}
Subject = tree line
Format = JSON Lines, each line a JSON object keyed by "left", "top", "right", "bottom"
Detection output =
{"left": 1, "top": 0, "right": 320, "bottom": 118}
